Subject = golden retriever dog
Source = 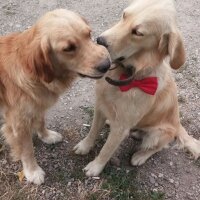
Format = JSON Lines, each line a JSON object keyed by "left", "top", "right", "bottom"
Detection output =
{"left": 0, "top": 9, "right": 110, "bottom": 184}
{"left": 74, "top": 0, "right": 200, "bottom": 176}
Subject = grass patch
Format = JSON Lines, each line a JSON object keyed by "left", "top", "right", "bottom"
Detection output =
{"left": 87, "top": 167, "right": 165, "bottom": 200}
{"left": 150, "top": 191, "right": 165, "bottom": 200}
{"left": 101, "top": 167, "right": 148, "bottom": 200}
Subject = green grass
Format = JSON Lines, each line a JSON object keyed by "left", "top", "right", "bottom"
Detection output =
{"left": 87, "top": 167, "right": 164, "bottom": 200}
{"left": 101, "top": 167, "right": 148, "bottom": 200}
{"left": 150, "top": 191, "right": 165, "bottom": 200}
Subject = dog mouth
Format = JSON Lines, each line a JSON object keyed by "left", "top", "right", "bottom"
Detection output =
{"left": 78, "top": 73, "right": 103, "bottom": 79}
{"left": 115, "top": 56, "right": 125, "bottom": 62}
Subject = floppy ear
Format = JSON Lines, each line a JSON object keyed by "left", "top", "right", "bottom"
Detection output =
{"left": 159, "top": 31, "right": 186, "bottom": 69}
{"left": 27, "top": 37, "right": 54, "bottom": 83}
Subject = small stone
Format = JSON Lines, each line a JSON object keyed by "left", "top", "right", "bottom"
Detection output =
{"left": 158, "top": 173, "right": 164, "bottom": 178}
{"left": 83, "top": 124, "right": 90, "bottom": 127}
{"left": 67, "top": 182, "right": 71, "bottom": 187}
{"left": 151, "top": 173, "right": 157, "bottom": 178}
{"left": 15, "top": 24, "right": 21, "bottom": 28}
{"left": 170, "top": 161, "right": 173, "bottom": 166}
{"left": 169, "top": 178, "right": 174, "bottom": 184}
{"left": 150, "top": 177, "right": 156, "bottom": 184}
{"left": 92, "top": 176, "right": 100, "bottom": 180}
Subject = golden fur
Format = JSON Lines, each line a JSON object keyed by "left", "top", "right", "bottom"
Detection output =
{"left": 74, "top": 0, "right": 200, "bottom": 176}
{"left": 0, "top": 9, "right": 110, "bottom": 184}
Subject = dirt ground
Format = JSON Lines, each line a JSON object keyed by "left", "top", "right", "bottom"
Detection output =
{"left": 0, "top": 0, "right": 200, "bottom": 199}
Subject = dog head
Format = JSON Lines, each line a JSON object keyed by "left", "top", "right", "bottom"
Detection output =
{"left": 26, "top": 9, "right": 111, "bottom": 83}
{"left": 97, "top": 0, "right": 185, "bottom": 72}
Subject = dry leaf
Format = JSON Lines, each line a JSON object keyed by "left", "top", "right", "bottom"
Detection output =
{"left": 17, "top": 170, "right": 25, "bottom": 182}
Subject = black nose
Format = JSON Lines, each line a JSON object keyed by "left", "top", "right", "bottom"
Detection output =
{"left": 97, "top": 36, "right": 108, "bottom": 48}
{"left": 96, "top": 58, "right": 111, "bottom": 73}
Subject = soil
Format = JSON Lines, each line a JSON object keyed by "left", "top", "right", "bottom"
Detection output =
{"left": 0, "top": 0, "right": 199, "bottom": 199}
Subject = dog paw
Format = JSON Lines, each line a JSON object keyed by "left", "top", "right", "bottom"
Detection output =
{"left": 73, "top": 139, "right": 93, "bottom": 155}
{"left": 83, "top": 160, "right": 105, "bottom": 177}
{"left": 40, "top": 130, "right": 63, "bottom": 144}
{"left": 131, "top": 153, "right": 148, "bottom": 166}
{"left": 24, "top": 166, "right": 45, "bottom": 185}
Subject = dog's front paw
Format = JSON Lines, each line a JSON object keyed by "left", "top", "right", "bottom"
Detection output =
{"left": 131, "top": 152, "right": 149, "bottom": 166}
{"left": 24, "top": 166, "right": 45, "bottom": 185}
{"left": 73, "top": 138, "right": 93, "bottom": 155}
{"left": 40, "top": 130, "right": 63, "bottom": 144}
{"left": 83, "top": 160, "right": 105, "bottom": 177}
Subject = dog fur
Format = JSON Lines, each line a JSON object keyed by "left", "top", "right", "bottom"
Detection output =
{"left": 74, "top": 0, "right": 200, "bottom": 176}
{"left": 0, "top": 9, "right": 110, "bottom": 184}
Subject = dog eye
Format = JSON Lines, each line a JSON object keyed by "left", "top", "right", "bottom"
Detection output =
{"left": 132, "top": 28, "right": 144, "bottom": 36}
{"left": 63, "top": 44, "right": 76, "bottom": 52}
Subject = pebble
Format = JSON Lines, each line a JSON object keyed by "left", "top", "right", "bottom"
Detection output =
{"left": 83, "top": 124, "right": 90, "bottom": 127}
{"left": 150, "top": 177, "right": 156, "bottom": 184}
{"left": 155, "top": 183, "right": 159, "bottom": 187}
{"left": 169, "top": 178, "right": 174, "bottom": 184}
{"left": 92, "top": 176, "right": 100, "bottom": 180}
{"left": 67, "top": 182, "right": 72, "bottom": 187}
{"left": 151, "top": 173, "right": 157, "bottom": 178}
{"left": 15, "top": 24, "right": 21, "bottom": 28}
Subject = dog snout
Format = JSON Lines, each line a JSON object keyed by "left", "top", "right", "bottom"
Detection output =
{"left": 96, "top": 58, "right": 111, "bottom": 73}
{"left": 97, "top": 36, "right": 108, "bottom": 48}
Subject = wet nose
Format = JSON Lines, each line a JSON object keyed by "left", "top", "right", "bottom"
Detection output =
{"left": 96, "top": 36, "right": 108, "bottom": 48}
{"left": 96, "top": 58, "right": 111, "bottom": 73}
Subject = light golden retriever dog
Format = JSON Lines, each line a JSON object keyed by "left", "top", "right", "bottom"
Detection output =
{"left": 0, "top": 9, "right": 110, "bottom": 184}
{"left": 74, "top": 0, "right": 200, "bottom": 176}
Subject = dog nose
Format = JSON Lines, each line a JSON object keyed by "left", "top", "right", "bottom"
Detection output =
{"left": 97, "top": 36, "right": 108, "bottom": 48}
{"left": 96, "top": 58, "right": 111, "bottom": 73}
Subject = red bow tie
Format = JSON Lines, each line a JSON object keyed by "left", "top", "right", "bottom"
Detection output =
{"left": 119, "top": 74, "right": 158, "bottom": 95}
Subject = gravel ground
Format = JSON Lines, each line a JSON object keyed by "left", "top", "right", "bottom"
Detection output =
{"left": 0, "top": 0, "right": 200, "bottom": 200}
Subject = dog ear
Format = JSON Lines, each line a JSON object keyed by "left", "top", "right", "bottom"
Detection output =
{"left": 27, "top": 37, "right": 54, "bottom": 83}
{"left": 159, "top": 31, "right": 186, "bottom": 69}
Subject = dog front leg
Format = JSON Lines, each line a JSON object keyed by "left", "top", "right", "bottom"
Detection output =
{"left": 74, "top": 107, "right": 106, "bottom": 155}
{"left": 83, "top": 125, "right": 129, "bottom": 176}
{"left": 3, "top": 116, "right": 45, "bottom": 185}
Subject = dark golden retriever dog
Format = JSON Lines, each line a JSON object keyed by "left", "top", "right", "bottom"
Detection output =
{"left": 0, "top": 9, "right": 110, "bottom": 184}
{"left": 74, "top": 0, "right": 200, "bottom": 176}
